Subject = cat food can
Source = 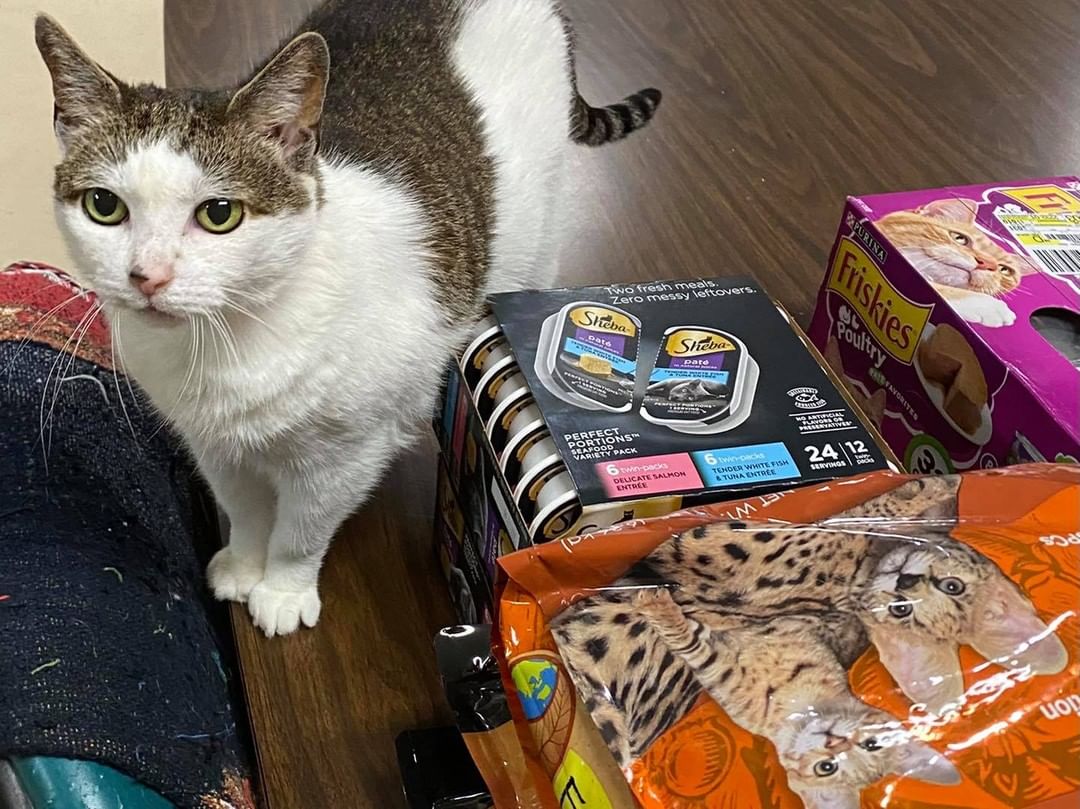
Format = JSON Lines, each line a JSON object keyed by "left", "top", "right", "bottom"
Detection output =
{"left": 501, "top": 421, "right": 553, "bottom": 485}
{"left": 640, "top": 326, "right": 759, "bottom": 434}
{"left": 507, "top": 401, "right": 544, "bottom": 442}
{"left": 534, "top": 301, "right": 641, "bottom": 413}
{"left": 475, "top": 356, "right": 521, "bottom": 422}
{"left": 528, "top": 490, "right": 582, "bottom": 544}
{"left": 487, "top": 388, "right": 539, "bottom": 451}
{"left": 493, "top": 371, "right": 527, "bottom": 408}
{"left": 519, "top": 435, "right": 558, "bottom": 477}
{"left": 461, "top": 317, "right": 508, "bottom": 389}
{"left": 515, "top": 457, "right": 571, "bottom": 526}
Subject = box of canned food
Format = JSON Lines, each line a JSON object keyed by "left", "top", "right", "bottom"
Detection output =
{"left": 808, "top": 178, "right": 1080, "bottom": 474}
{"left": 434, "top": 276, "right": 896, "bottom": 619}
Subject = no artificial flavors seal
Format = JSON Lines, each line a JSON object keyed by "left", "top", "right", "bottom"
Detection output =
{"left": 535, "top": 302, "right": 640, "bottom": 412}
{"left": 640, "top": 326, "right": 759, "bottom": 434}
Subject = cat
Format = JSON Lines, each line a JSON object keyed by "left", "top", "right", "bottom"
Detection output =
{"left": 823, "top": 335, "right": 886, "bottom": 429}
{"left": 551, "top": 477, "right": 1068, "bottom": 770}
{"left": 641, "top": 477, "right": 1068, "bottom": 714}
{"left": 634, "top": 588, "right": 960, "bottom": 809}
{"left": 34, "top": 3, "right": 660, "bottom": 635}
{"left": 876, "top": 199, "right": 1038, "bottom": 328}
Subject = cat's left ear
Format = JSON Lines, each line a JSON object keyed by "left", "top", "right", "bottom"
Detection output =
{"left": 893, "top": 740, "right": 961, "bottom": 785}
{"left": 918, "top": 198, "right": 979, "bottom": 225}
{"left": 228, "top": 32, "right": 330, "bottom": 165}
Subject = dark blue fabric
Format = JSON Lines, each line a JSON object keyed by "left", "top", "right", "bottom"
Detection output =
{"left": 0, "top": 341, "right": 249, "bottom": 808}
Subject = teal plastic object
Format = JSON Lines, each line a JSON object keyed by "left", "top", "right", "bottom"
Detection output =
{"left": 9, "top": 757, "right": 175, "bottom": 809}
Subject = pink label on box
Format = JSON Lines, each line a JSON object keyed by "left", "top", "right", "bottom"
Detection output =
{"left": 597, "top": 453, "right": 703, "bottom": 498}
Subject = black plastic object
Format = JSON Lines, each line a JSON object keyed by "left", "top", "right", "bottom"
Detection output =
{"left": 395, "top": 728, "right": 491, "bottom": 809}
{"left": 434, "top": 626, "right": 511, "bottom": 733}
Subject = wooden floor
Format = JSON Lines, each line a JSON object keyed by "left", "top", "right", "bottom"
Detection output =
{"left": 164, "top": 1, "right": 1080, "bottom": 806}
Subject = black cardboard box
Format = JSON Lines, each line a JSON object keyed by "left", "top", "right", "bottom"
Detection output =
{"left": 434, "top": 277, "right": 896, "bottom": 621}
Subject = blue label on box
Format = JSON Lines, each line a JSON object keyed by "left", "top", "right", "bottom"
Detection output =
{"left": 691, "top": 442, "right": 801, "bottom": 487}
{"left": 562, "top": 337, "right": 636, "bottom": 375}
{"left": 648, "top": 368, "right": 730, "bottom": 384}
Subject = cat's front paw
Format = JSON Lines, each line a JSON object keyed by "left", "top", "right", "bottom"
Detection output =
{"left": 248, "top": 580, "right": 321, "bottom": 637}
{"left": 951, "top": 295, "right": 1016, "bottom": 327}
{"left": 207, "top": 547, "right": 265, "bottom": 603}
{"left": 633, "top": 586, "right": 680, "bottom": 621}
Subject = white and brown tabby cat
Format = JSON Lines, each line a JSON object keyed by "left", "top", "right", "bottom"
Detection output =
{"left": 634, "top": 588, "right": 960, "bottom": 809}
{"left": 34, "top": 2, "right": 660, "bottom": 635}
{"left": 876, "top": 199, "right": 1037, "bottom": 328}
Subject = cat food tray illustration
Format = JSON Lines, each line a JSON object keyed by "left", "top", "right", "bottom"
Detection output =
{"left": 496, "top": 465, "right": 1080, "bottom": 809}
{"left": 490, "top": 277, "right": 891, "bottom": 511}
{"left": 432, "top": 277, "right": 896, "bottom": 624}
{"left": 809, "top": 177, "right": 1080, "bottom": 475}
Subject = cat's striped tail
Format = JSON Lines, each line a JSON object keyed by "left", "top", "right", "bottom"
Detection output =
{"left": 571, "top": 88, "right": 662, "bottom": 146}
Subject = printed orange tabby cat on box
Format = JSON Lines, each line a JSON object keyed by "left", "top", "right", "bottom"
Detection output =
{"left": 876, "top": 198, "right": 1038, "bottom": 328}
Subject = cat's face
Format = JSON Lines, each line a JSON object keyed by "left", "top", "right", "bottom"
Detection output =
{"left": 35, "top": 16, "right": 329, "bottom": 325}
{"left": 877, "top": 199, "right": 1034, "bottom": 297}
{"left": 777, "top": 703, "right": 958, "bottom": 809}
{"left": 856, "top": 534, "right": 1068, "bottom": 711}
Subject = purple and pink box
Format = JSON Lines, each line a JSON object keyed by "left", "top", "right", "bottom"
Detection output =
{"left": 809, "top": 177, "right": 1080, "bottom": 473}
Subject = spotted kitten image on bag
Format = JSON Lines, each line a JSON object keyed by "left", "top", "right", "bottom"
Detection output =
{"left": 497, "top": 466, "right": 1079, "bottom": 809}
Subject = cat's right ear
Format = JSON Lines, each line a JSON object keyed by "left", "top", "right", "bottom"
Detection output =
{"left": 228, "top": 32, "right": 330, "bottom": 166}
{"left": 789, "top": 785, "right": 859, "bottom": 809}
{"left": 869, "top": 629, "right": 965, "bottom": 714}
{"left": 34, "top": 14, "right": 121, "bottom": 153}
{"left": 917, "top": 198, "right": 979, "bottom": 225}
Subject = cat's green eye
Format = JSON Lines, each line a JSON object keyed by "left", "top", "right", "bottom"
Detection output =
{"left": 195, "top": 199, "right": 244, "bottom": 234}
{"left": 82, "top": 188, "right": 128, "bottom": 226}
{"left": 934, "top": 577, "right": 965, "bottom": 596}
{"left": 1000, "top": 265, "right": 1015, "bottom": 276}
{"left": 949, "top": 231, "right": 970, "bottom": 246}
{"left": 888, "top": 601, "right": 914, "bottom": 618}
{"left": 813, "top": 759, "right": 838, "bottom": 777}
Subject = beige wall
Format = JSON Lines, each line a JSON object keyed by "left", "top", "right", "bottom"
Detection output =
{"left": 0, "top": 1, "right": 163, "bottom": 269}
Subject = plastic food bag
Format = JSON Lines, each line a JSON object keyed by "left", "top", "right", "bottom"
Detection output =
{"left": 496, "top": 466, "right": 1079, "bottom": 809}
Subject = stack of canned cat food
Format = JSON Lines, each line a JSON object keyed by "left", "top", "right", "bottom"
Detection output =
{"left": 463, "top": 315, "right": 580, "bottom": 541}
{"left": 433, "top": 277, "right": 894, "bottom": 625}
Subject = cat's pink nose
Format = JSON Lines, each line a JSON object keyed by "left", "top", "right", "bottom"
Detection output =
{"left": 129, "top": 264, "right": 174, "bottom": 298}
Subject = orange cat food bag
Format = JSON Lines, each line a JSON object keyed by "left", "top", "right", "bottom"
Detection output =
{"left": 496, "top": 465, "right": 1080, "bottom": 809}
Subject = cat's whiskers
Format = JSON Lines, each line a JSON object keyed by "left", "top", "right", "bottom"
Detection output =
{"left": 38, "top": 301, "right": 102, "bottom": 462}
{"left": 213, "top": 310, "right": 243, "bottom": 366}
{"left": 110, "top": 310, "right": 143, "bottom": 413}
{"left": 108, "top": 311, "right": 139, "bottom": 441}
{"left": 221, "top": 299, "right": 275, "bottom": 335}
{"left": 152, "top": 317, "right": 202, "bottom": 440}
{"left": 3, "top": 292, "right": 84, "bottom": 378}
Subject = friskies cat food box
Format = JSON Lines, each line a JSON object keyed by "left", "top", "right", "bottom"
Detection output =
{"left": 809, "top": 177, "right": 1080, "bottom": 475}
{"left": 434, "top": 277, "right": 894, "bottom": 623}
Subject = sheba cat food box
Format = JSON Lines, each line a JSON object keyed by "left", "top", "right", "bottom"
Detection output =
{"left": 434, "top": 277, "right": 893, "bottom": 622}
{"left": 809, "top": 178, "right": 1080, "bottom": 475}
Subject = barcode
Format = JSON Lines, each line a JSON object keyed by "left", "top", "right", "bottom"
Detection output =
{"left": 1029, "top": 232, "right": 1080, "bottom": 244}
{"left": 1032, "top": 248, "right": 1080, "bottom": 276}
